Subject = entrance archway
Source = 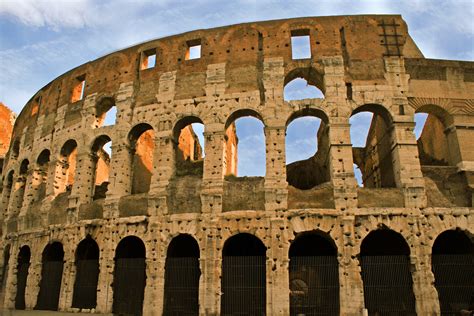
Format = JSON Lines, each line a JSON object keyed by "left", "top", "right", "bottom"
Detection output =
{"left": 72, "top": 237, "right": 99, "bottom": 309}
{"left": 15, "top": 246, "right": 30, "bottom": 310}
{"left": 36, "top": 242, "right": 64, "bottom": 311}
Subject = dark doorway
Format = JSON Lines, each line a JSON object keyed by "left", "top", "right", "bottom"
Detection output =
{"left": 163, "top": 234, "right": 200, "bottom": 316}
{"left": 72, "top": 237, "right": 100, "bottom": 309}
{"left": 113, "top": 236, "right": 146, "bottom": 316}
{"left": 289, "top": 232, "right": 339, "bottom": 315}
{"left": 360, "top": 230, "right": 416, "bottom": 315}
{"left": 36, "top": 242, "right": 64, "bottom": 311}
{"left": 221, "top": 233, "right": 266, "bottom": 316}
{"left": 432, "top": 230, "right": 474, "bottom": 315}
{"left": 15, "top": 246, "right": 30, "bottom": 310}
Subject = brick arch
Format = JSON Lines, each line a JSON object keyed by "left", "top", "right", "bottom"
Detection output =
{"left": 284, "top": 66, "right": 325, "bottom": 94}
{"left": 351, "top": 103, "right": 394, "bottom": 124}
{"left": 128, "top": 123, "right": 154, "bottom": 145}
{"left": 172, "top": 115, "right": 204, "bottom": 143}
{"left": 286, "top": 107, "right": 329, "bottom": 127}
{"left": 225, "top": 108, "right": 265, "bottom": 130}
{"left": 355, "top": 222, "right": 414, "bottom": 255}
{"left": 219, "top": 227, "right": 269, "bottom": 251}
{"left": 425, "top": 220, "right": 473, "bottom": 250}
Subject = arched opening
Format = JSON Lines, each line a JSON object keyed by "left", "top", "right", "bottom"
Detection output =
{"left": 13, "top": 159, "right": 29, "bottom": 212}
{"left": 113, "top": 236, "right": 146, "bottom": 316}
{"left": 284, "top": 67, "right": 325, "bottom": 101}
{"left": 36, "top": 242, "right": 64, "bottom": 311}
{"left": 289, "top": 231, "right": 339, "bottom": 315}
{"left": 0, "top": 245, "right": 11, "bottom": 306}
{"left": 221, "top": 233, "right": 266, "bottom": 315}
{"left": 11, "top": 139, "right": 20, "bottom": 160}
{"left": 91, "top": 135, "right": 112, "bottom": 200}
{"left": 173, "top": 117, "right": 204, "bottom": 176}
{"left": 415, "top": 105, "right": 453, "bottom": 166}
{"left": 34, "top": 150, "right": 50, "bottom": 202}
{"left": 3, "top": 170, "right": 14, "bottom": 215}
{"left": 432, "top": 230, "right": 474, "bottom": 314}
{"left": 129, "top": 124, "right": 154, "bottom": 194}
{"left": 360, "top": 229, "right": 416, "bottom": 315}
{"left": 95, "top": 97, "right": 116, "bottom": 127}
{"left": 350, "top": 105, "right": 396, "bottom": 188}
{"left": 163, "top": 234, "right": 200, "bottom": 315}
{"left": 286, "top": 109, "right": 330, "bottom": 190}
{"left": 72, "top": 237, "right": 100, "bottom": 309}
{"left": 15, "top": 245, "right": 30, "bottom": 310}
{"left": 224, "top": 110, "right": 265, "bottom": 177}
{"left": 55, "top": 140, "right": 78, "bottom": 195}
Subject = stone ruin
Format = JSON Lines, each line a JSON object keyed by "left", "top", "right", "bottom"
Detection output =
{"left": 0, "top": 15, "right": 473, "bottom": 316}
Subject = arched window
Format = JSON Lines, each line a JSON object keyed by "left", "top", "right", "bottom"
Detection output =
{"left": 173, "top": 117, "right": 205, "bottom": 176}
{"left": 164, "top": 234, "right": 200, "bottom": 315}
{"left": 55, "top": 140, "right": 78, "bottom": 195}
{"left": 289, "top": 232, "right": 339, "bottom": 315}
{"left": 360, "top": 229, "right": 416, "bottom": 315}
{"left": 36, "top": 242, "right": 64, "bottom": 311}
{"left": 95, "top": 97, "right": 116, "bottom": 127}
{"left": 13, "top": 159, "right": 29, "bottom": 212}
{"left": 91, "top": 135, "right": 112, "bottom": 200}
{"left": 15, "top": 246, "right": 30, "bottom": 310}
{"left": 284, "top": 67, "right": 325, "bottom": 101}
{"left": 34, "top": 150, "right": 50, "bottom": 202}
{"left": 10, "top": 139, "right": 20, "bottom": 160}
{"left": 432, "top": 230, "right": 474, "bottom": 314}
{"left": 225, "top": 110, "right": 265, "bottom": 177}
{"left": 286, "top": 109, "right": 330, "bottom": 190}
{"left": 72, "top": 237, "right": 99, "bottom": 309}
{"left": 113, "top": 236, "right": 146, "bottom": 316}
{"left": 350, "top": 105, "right": 396, "bottom": 188}
{"left": 221, "top": 233, "right": 266, "bottom": 315}
{"left": 129, "top": 124, "right": 154, "bottom": 194}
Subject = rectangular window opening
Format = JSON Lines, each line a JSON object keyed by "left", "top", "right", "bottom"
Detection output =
{"left": 141, "top": 49, "right": 156, "bottom": 70}
{"left": 186, "top": 39, "right": 201, "bottom": 60}
{"left": 291, "top": 29, "right": 311, "bottom": 60}
{"left": 71, "top": 75, "right": 86, "bottom": 102}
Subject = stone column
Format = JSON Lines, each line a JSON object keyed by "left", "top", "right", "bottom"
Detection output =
{"left": 264, "top": 124, "right": 288, "bottom": 212}
{"left": 200, "top": 226, "right": 220, "bottom": 315}
{"left": 2, "top": 245, "right": 17, "bottom": 309}
{"left": 268, "top": 218, "right": 290, "bottom": 315}
{"left": 143, "top": 256, "right": 163, "bottom": 316}
{"left": 148, "top": 132, "right": 175, "bottom": 216}
{"left": 7, "top": 174, "right": 26, "bottom": 219}
{"left": 24, "top": 250, "right": 41, "bottom": 309}
{"left": 96, "top": 231, "right": 114, "bottom": 313}
{"left": 410, "top": 252, "right": 440, "bottom": 315}
{"left": 58, "top": 248, "right": 75, "bottom": 311}
{"left": 201, "top": 124, "right": 225, "bottom": 215}
{"left": 329, "top": 118, "right": 358, "bottom": 210}
{"left": 339, "top": 216, "right": 365, "bottom": 315}
{"left": 19, "top": 168, "right": 35, "bottom": 214}
{"left": 391, "top": 116, "right": 427, "bottom": 208}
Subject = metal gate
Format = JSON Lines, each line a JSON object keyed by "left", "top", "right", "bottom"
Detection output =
{"left": 163, "top": 257, "right": 200, "bottom": 316}
{"left": 361, "top": 255, "right": 416, "bottom": 315}
{"left": 15, "top": 261, "right": 29, "bottom": 309}
{"left": 289, "top": 256, "right": 339, "bottom": 316}
{"left": 221, "top": 256, "right": 266, "bottom": 316}
{"left": 72, "top": 259, "right": 99, "bottom": 309}
{"left": 35, "top": 261, "right": 64, "bottom": 310}
{"left": 113, "top": 258, "right": 146, "bottom": 316}
{"left": 432, "top": 254, "right": 474, "bottom": 315}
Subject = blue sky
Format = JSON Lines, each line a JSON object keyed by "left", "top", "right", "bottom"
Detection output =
{"left": 0, "top": 0, "right": 473, "bottom": 178}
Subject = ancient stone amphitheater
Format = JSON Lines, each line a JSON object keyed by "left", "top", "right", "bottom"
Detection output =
{"left": 0, "top": 15, "right": 473, "bottom": 316}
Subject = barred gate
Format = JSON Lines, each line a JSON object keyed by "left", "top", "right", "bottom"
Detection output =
{"left": 72, "top": 259, "right": 99, "bottom": 309}
{"left": 432, "top": 254, "right": 474, "bottom": 315}
{"left": 163, "top": 257, "right": 200, "bottom": 316}
{"left": 35, "top": 261, "right": 64, "bottom": 310}
{"left": 221, "top": 256, "right": 266, "bottom": 316}
{"left": 113, "top": 258, "right": 146, "bottom": 316}
{"left": 289, "top": 256, "right": 339, "bottom": 316}
{"left": 361, "top": 255, "right": 416, "bottom": 316}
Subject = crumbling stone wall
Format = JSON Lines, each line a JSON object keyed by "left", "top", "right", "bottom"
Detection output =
{"left": 0, "top": 15, "right": 473, "bottom": 316}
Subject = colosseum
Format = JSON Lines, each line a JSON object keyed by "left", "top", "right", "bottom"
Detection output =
{"left": 0, "top": 15, "right": 473, "bottom": 316}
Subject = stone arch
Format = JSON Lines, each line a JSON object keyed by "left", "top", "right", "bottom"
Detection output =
{"left": 359, "top": 229, "right": 416, "bottom": 315}
{"left": 163, "top": 234, "right": 201, "bottom": 315}
{"left": 94, "top": 96, "right": 117, "bottom": 128}
{"left": 285, "top": 108, "right": 330, "bottom": 191}
{"left": 55, "top": 139, "right": 78, "bottom": 195}
{"left": 284, "top": 66, "right": 325, "bottom": 95}
{"left": 431, "top": 229, "right": 473, "bottom": 314}
{"left": 15, "top": 245, "right": 30, "bottom": 310}
{"left": 113, "top": 236, "right": 146, "bottom": 316}
{"left": 10, "top": 138, "right": 20, "bottom": 160}
{"left": 36, "top": 242, "right": 64, "bottom": 311}
{"left": 221, "top": 233, "right": 266, "bottom": 315}
{"left": 172, "top": 116, "right": 204, "bottom": 177}
{"left": 72, "top": 236, "right": 100, "bottom": 309}
{"left": 289, "top": 230, "right": 339, "bottom": 315}
{"left": 90, "top": 135, "right": 112, "bottom": 200}
{"left": 128, "top": 123, "right": 155, "bottom": 194}
{"left": 350, "top": 104, "right": 396, "bottom": 188}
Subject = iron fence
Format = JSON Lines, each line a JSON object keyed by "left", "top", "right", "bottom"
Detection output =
{"left": 113, "top": 258, "right": 146, "bottom": 316}
{"left": 35, "top": 261, "right": 64, "bottom": 311}
{"left": 72, "top": 259, "right": 99, "bottom": 309}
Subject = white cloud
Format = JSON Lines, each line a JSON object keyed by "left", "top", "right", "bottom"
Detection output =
{"left": 0, "top": 0, "right": 93, "bottom": 29}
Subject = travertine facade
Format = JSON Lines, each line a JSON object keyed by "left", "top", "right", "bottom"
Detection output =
{"left": 0, "top": 15, "right": 473, "bottom": 316}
